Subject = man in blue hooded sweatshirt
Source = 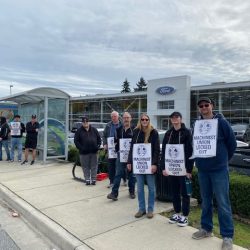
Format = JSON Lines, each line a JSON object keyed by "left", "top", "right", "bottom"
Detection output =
{"left": 192, "top": 97, "right": 236, "bottom": 250}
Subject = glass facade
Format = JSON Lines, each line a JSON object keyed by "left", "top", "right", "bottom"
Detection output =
{"left": 191, "top": 86, "right": 250, "bottom": 126}
{"left": 70, "top": 95, "right": 147, "bottom": 128}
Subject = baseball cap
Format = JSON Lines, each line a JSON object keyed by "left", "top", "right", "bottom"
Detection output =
{"left": 14, "top": 114, "right": 20, "bottom": 118}
{"left": 197, "top": 97, "right": 212, "bottom": 105}
{"left": 169, "top": 111, "right": 182, "bottom": 118}
{"left": 31, "top": 114, "right": 37, "bottom": 119}
{"left": 81, "top": 116, "right": 89, "bottom": 122}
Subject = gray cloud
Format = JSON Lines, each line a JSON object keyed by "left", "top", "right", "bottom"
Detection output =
{"left": 0, "top": 0, "right": 249, "bottom": 97}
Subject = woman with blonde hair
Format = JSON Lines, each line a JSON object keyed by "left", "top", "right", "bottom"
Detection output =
{"left": 127, "top": 113, "right": 160, "bottom": 219}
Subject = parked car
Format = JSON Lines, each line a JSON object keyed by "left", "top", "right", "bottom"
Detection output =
{"left": 231, "top": 124, "right": 250, "bottom": 142}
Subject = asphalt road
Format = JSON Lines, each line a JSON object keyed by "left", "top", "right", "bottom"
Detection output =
{"left": 0, "top": 199, "right": 58, "bottom": 250}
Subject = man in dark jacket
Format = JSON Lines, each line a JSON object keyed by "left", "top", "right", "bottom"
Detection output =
{"left": 0, "top": 116, "right": 11, "bottom": 161}
{"left": 192, "top": 97, "right": 236, "bottom": 250}
{"left": 10, "top": 114, "right": 25, "bottom": 162}
{"left": 22, "top": 114, "right": 39, "bottom": 165}
{"left": 103, "top": 111, "right": 122, "bottom": 188}
{"left": 107, "top": 112, "right": 136, "bottom": 201}
{"left": 74, "top": 116, "right": 101, "bottom": 185}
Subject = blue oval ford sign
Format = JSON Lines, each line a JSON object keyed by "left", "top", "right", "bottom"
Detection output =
{"left": 156, "top": 86, "right": 175, "bottom": 95}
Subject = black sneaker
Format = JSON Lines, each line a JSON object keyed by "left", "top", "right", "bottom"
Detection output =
{"left": 129, "top": 193, "right": 136, "bottom": 199}
{"left": 86, "top": 181, "right": 91, "bottom": 186}
{"left": 177, "top": 216, "right": 188, "bottom": 227}
{"left": 21, "top": 160, "right": 28, "bottom": 165}
{"left": 30, "top": 160, "right": 35, "bottom": 165}
{"left": 169, "top": 214, "right": 181, "bottom": 224}
{"left": 91, "top": 181, "right": 96, "bottom": 185}
{"left": 107, "top": 193, "right": 118, "bottom": 201}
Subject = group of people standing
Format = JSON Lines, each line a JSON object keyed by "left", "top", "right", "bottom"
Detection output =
{"left": 74, "top": 96, "right": 236, "bottom": 250}
{"left": 0, "top": 114, "right": 39, "bottom": 165}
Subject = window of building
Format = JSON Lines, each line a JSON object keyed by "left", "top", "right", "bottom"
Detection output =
{"left": 158, "top": 100, "right": 174, "bottom": 109}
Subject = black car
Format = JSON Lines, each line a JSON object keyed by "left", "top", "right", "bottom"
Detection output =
{"left": 231, "top": 124, "right": 250, "bottom": 142}
{"left": 229, "top": 142, "right": 250, "bottom": 175}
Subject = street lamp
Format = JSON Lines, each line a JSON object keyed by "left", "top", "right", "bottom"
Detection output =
{"left": 10, "top": 84, "right": 13, "bottom": 95}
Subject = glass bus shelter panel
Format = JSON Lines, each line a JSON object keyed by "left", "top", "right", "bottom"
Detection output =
{"left": 46, "top": 98, "right": 67, "bottom": 157}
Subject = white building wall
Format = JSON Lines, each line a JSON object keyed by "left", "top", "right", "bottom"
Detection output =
{"left": 147, "top": 75, "right": 191, "bottom": 128}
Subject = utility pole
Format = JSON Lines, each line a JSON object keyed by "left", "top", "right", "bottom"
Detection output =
{"left": 10, "top": 84, "right": 13, "bottom": 95}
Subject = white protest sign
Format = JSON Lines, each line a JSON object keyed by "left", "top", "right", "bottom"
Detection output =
{"left": 10, "top": 122, "right": 21, "bottom": 136}
{"left": 107, "top": 137, "right": 117, "bottom": 158}
{"left": 193, "top": 119, "right": 218, "bottom": 158}
{"left": 119, "top": 138, "right": 131, "bottom": 163}
{"left": 165, "top": 144, "right": 186, "bottom": 176}
{"left": 133, "top": 143, "right": 152, "bottom": 174}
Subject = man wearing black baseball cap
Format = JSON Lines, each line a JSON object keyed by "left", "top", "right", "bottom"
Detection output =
{"left": 192, "top": 96, "right": 236, "bottom": 250}
{"left": 22, "top": 114, "right": 39, "bottom": 165}
{"left": 74, "top": 116, "right": 101, "bottom": 185}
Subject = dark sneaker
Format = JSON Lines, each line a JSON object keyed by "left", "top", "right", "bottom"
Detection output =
{"left": 129, "top": 193, "right": 136, "bottom": 199}
{"left": 30, "top": 160, "right": 35, "bottom": 165}
{"left": 147, "top": 212, "right": 154, "bottom": 219}
{"left": 169, "top": 214, "right": 181, "bottom": 224}
{"left": 86, "top": 181, "right": 91, "bottom": 186}
{"left": 134, "top": 211, "right": 146, "bottom": 218}
{"left": 107, "top": 183, "right": 113, "bottom": 188}
{"left": 91, "top": 181, "right": 96, "bottom": 185}
{"left": 192, "top": 229, "right": 213, "bottom": 240}
{"left": 177, "top": 216, "right": 188, "bottom": 227}
{"left": 123, "top": 180, "right": 127, "bottom": 186}
{"left": 222, "top": 237, "right": 233, "bottom": 250}
{"left": 107, "top": 193, "right": 118, "bottom": 201}
{"left": 21, "top": 160, "right": 28, "bottom": 165}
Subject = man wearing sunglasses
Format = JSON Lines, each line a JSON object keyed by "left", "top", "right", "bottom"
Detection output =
{"left": 192, "top": 97, "right": 236, "bottom": 250}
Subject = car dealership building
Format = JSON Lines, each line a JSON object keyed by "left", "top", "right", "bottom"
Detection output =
{"left": 70, "top": 75, "right": 250, "bottom": 130}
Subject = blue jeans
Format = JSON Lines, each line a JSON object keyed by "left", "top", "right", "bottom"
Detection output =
{"left": 135, "top": 174, "right": 155, "bottom": 213}
{"left": 11, "top": 137, "right": 23, "bottom": 161}
{"left": 198, "top": 168, "right": 234, "bottom": 238}
{"left": 112, "top": 156, "right": 136, "bottom": 196}
{"left": 0, "top": 140, "right": 10, "bottom": 160}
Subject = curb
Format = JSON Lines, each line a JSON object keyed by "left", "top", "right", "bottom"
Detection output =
{"left": 0, "top": 184, "right": 91, "bottom": 250}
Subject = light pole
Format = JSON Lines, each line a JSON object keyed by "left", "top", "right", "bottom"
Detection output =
{"left": 10, "top": 84, "right": 13, "bottom": 95}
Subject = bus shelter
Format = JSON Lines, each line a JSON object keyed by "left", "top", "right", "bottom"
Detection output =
{"left": 0, "top": 87, "right": 70, "bottom": 163}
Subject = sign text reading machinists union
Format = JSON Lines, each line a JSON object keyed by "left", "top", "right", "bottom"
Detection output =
{"left": 133, "top": 143, "right": 152, "bottom": 174}
{"left": 156, "top": 86, "right": 175, "bottom": 95}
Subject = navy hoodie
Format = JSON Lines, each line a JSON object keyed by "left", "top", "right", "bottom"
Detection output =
{"left": 194, "top": 113, "right": 236, "bottom": 172}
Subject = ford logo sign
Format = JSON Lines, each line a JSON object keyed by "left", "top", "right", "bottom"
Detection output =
{"left": 156, "top": 86, "right": 175, "bottom": 95}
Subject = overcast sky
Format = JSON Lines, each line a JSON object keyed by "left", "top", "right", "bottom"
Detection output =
{"left": 0, "top": 0, "right": 250, "bottom": 97}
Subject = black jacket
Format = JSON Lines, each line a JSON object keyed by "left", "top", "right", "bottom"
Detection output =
{"left": 74, "top": 125, "right": 101, "bottom": 154}
{"left": 127, "top": 128, "right": 160, "bottom": 166}
{"left": 115, "top": 126, "right": 134, "bottom": 152}
{"left": 0, "top": 123, "right": 10, "bottom": 140}
{"left": 160, "top": 123, "right": 194, "bottom": 173}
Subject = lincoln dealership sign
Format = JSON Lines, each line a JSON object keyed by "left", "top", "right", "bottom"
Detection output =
{"left": 156, "top": 86, "right": 175, "bottom": 95}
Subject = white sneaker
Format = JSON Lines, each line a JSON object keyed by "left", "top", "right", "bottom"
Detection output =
{"left": 177, "top": 216, "right": 188, "bottom": 227}
{"left": 169, "top": 214, "right": 181, "bottom": 224}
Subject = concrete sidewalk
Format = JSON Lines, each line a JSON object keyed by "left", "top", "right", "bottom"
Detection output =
{"left": 0, "top": 160, "right": 246, "bottom": 250}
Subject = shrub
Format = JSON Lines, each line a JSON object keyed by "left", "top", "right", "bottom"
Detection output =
{"left": 192, "top": 168, "right": 250, "bottom": 218}
{"left": 67, "top": 146, "right": 108, "bottom": 172}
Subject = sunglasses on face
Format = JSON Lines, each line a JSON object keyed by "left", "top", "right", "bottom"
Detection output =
{"left": 141, "top": 118, "right": 149, "bottom": 121}
{"left": 199, "top": 104, "right": 210, "bottom": 108}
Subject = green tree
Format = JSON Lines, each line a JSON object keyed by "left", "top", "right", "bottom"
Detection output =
{"left": 121, "top": 78, "right": 131, "bottom": 93}
{"left": 134, "top": 77, "right": 147, "bottom": 92}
